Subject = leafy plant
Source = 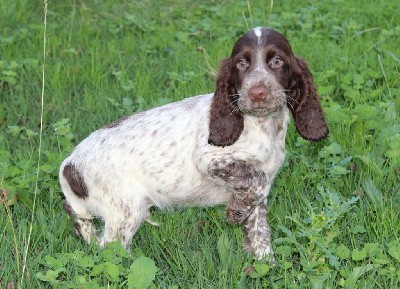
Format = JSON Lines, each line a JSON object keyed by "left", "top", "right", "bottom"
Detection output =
{"left": 37, "top": 242, "right": 162, "bottom": 289}
{"left": 273, "top": 186, "right": 400, "bottom": 288}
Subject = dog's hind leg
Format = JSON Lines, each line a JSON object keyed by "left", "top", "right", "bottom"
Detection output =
{"left": 62, "top": 199, "right": 96, "bottom": 244}
{"left": 98, "top": 195, "right": 149, "bottom": 249}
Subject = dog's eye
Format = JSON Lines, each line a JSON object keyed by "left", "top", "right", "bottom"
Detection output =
{"left": 236, "top": 59, "right": 249, "bottom": 70}
{"left": 269, "top": 57, "right": 284, "bottom": 69}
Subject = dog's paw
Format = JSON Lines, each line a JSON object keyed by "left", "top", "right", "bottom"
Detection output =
{"left": 226, "top": 206, "right": 250, "bottom": 224}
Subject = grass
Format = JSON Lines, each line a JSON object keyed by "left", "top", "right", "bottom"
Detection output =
{"left": 0, "top": 0, "right": 399, "bottom": 288}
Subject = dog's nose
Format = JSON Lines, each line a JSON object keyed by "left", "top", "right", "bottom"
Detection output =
{"left": 249, "top": 84, "right": 268, "bottom": 102}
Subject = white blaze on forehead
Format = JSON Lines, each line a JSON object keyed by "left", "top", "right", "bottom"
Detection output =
{"left": 251, "top": 27, "right": 269, "bottom": 73}
{"left": 253, "top": 27, "right": 263, "bottom": 38}
{"left": 253, "top": 27, "right": 264, "bottom": 46}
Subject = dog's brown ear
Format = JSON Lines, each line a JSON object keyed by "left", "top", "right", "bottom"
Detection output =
{"left": 288, "top": 57, "right": 328, "bottom": 141}
{"left": 208, "top": 58, "right": 244, "bottom": 147}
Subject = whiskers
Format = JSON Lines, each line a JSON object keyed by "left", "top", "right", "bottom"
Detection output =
{"left": 274, "top": 89, "right": 299, "bottom": 111}
{"left": 283, "top": 92, "right": 299, "bottom": 111}
{"left": 229, "top": 93, "right": 242, "bottom": 115}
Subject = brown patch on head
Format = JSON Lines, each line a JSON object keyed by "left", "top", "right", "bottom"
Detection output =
{"left": 63, "top": 163, "right": 89, "bottom": 199}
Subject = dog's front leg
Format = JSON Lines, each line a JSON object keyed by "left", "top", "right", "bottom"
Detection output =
{"left": 208, "top": 159, "right": 276, "bottom": 262}
{"left": 243, "top": 202, "right": 276, "bottom": 263}
{"left": 208, "top": 159, "right": 270, "bottom": 224}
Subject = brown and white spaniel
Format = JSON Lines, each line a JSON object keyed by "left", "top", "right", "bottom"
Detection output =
{"left": 60, "top": 27, "right": 328, "bottom": 262}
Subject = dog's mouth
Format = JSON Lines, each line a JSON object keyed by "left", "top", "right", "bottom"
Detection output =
{"left": 244, "top": 107, "right": 283, "bottom": 116}
{"left": 237, "top": 97, "right": 285, "bottom": 116}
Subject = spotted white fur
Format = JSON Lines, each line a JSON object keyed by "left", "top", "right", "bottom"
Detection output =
{"left": 60, "top": 27, "right": 327, "bottom": 262}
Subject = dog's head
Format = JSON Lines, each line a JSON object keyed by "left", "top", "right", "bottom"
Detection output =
{"left": 208, "top": 27, "right": 328, "bottom": 147}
